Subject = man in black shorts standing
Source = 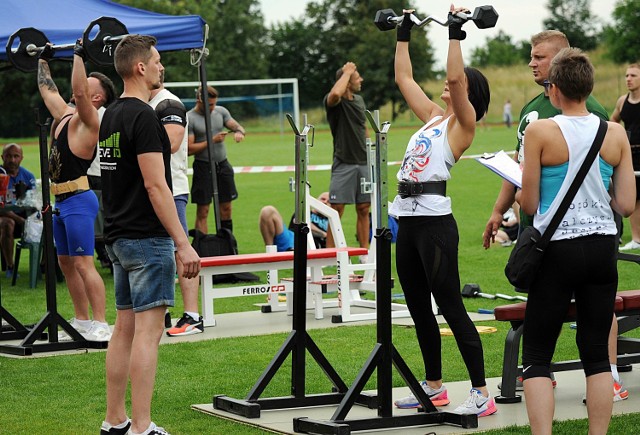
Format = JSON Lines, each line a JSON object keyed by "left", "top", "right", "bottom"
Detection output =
{"left": 324, "top": 61, "right": 371, "bottom": 255}
{"left": 98, "top": 35, "right": 200, "bottom": 435}
{"left": 187, "top": 85, "right": 246, "bottom": 235}
{"left": 612, "top": 62, "right": 640, "bottom": 251}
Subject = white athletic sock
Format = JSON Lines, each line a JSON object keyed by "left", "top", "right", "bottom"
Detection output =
{"left": 611, "top": 364, "right": 620, "bottom": 382}
{"left": 101, "top": 418, "right": 129, "bottom": 430}
{"left": 186, "top": 311, "right": 200, "bottom": 321}
{"left": 76, "top": 318, "right": 93, "bottom": 329}
{"left": 132, "top": 422, "right": 156, "bottom": 435}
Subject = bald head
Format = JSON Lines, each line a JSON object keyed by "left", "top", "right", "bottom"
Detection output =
{"left": 2, "top": 143, "right": 24, "bottom": 176}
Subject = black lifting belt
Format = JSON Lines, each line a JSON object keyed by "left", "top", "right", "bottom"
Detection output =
{"left": 398, "top": 180, "right": 447, "bottom": 198}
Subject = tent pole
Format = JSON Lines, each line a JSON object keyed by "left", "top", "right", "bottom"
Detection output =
{"left": 197, "top": 53, "right": 222, "bottom": 233}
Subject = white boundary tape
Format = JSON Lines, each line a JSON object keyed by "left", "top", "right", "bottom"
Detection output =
{"left": 186, "top": 151, "right": 515, "bottom": 175}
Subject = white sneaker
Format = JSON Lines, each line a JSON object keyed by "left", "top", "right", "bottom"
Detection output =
{"left": 620, "top": 240, "right": 640, "bottom": 251}
{"left": 58, "top": 318, "right": 91, "bottom": 341}
{"left": 453, "top": 388, "right": 497, "bottom": 417}
{"left": 84, "top": 322, "right": 112, "bottom": 342}
{"left": 359, "top": 254, "right": 369, "bottom": 264}
{"left": 394, "top": 381, "right": 450, "bottom": 408}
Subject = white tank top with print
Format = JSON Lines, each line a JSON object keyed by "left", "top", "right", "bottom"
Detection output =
{"left": 534, "top": 114, "right": 616, "bottom": 240}
{"left": 390, "top": 115, "right": 455, "bottom": 217}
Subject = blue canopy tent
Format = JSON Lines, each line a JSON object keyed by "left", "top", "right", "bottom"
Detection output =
{"left": 0, "top": 0, "right": 206, "bottom": 63}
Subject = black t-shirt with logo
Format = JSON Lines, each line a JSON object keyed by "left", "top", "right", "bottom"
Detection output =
{"left": 99, "top": 97, "right": 172, "bottom": 243}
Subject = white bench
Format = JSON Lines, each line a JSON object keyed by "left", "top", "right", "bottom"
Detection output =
{"left": 199, "top": 246, "right": 367, "bottom": 327}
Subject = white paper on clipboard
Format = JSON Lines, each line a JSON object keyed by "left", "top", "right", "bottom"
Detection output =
{"left": 476, "top": 150, "right": 522, "bottom": 188}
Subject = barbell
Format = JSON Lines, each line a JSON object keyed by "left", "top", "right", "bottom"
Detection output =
{"left": 374, "top": 5, "right": 498, "bottom": 32}
{"left": 6, "top": 16, "right": 128, "bottom": 72}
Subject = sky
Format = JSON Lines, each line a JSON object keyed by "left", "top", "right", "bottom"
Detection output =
{"left": 258, "top": 0, "right": 617, "bottom": 69}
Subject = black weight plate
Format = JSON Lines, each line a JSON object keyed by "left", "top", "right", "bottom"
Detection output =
{"left": 6, "top": 27, "right": 50, "bottom": 72}
{"left": 83, "top": 16, "right": 128, "bottom": 66}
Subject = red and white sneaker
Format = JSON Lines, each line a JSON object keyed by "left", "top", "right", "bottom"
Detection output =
{"left": 613, "top": 380, "right": 629, "bottom": 402}
{"left": 166, "top": 313, "right": 204, "bottom": 337}
{"left": 582, "top": 379, "right": 629, "bottom": 404}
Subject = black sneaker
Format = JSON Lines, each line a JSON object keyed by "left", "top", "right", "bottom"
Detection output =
{"left": 164, "top": 310, "right": 172, "bottom": 328}
{"left": 100, "top": 419, "right": 130, "bottom": 434}
{"left": 166, "top": 313, "right": 204, "bottom": 336}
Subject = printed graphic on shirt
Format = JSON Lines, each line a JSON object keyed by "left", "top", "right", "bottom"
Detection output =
{"left": 49, "top": 146, "right": 61, "bottom": 181}
{"left": 99, "top": 132, "right": 121, "bottom": 171}
{"left": 399, "top": 126, "right": 441, "bottom": 181}
{"left": 161, "top": 114, "right": 185, "bottom": 124}
{"left": 559, "top": 196, "right": 614, "bottom": 238}
{"left": 517, "top": 111, "right": 540, "bottom": 163}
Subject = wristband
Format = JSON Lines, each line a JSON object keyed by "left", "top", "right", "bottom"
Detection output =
{"left": 39, "top": 44, "right": 55, "bottom": 62}
{"left": 396, "top": 12, "right": 414, "bottom": 42}
{"left": 448, "top": 13, "right": 467, "bottom": 41}
{"left": 73, "top": 39, "right": 86, "bottom": 60}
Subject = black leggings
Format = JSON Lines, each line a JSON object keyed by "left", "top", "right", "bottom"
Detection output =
{"left": 522, "top": 235, "right": 617, "bottom": 380}
{"left": 396, "top": 214, "right": 486, "bottom": 387}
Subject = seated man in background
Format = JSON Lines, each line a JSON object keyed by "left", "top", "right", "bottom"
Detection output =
{"left": 0, "top": 143, "right": 36, "bottom": 278}
{"left": 259, "top": 192, "right": 330, "bottom": 251}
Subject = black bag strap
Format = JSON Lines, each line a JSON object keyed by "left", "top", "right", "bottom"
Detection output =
{"left": 538, "top": 118, "right": 608, "bottom": 248}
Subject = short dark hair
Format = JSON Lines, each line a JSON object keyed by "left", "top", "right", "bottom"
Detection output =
{"left": 464, "top": 67, "right": 491, "bottom": 122}
{"left": 196, "top": 85, "right": 218, "bottom": 100}
{"left": 114, "top": 34, "right": 157, "bottom": 79}
{"left": 89, "top": 71, "right": 116, "bottom": 107}
{"left": 548, "top": 47, "right": 593, "bottom": 101}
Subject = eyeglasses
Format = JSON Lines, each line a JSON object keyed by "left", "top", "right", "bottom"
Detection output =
{"left": 543, "top": 80, "right": 551, "bottom": 91}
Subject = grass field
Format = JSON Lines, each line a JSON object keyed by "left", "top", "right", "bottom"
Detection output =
{"left": 1, "top": 123, "right": 639, "bottom": 434}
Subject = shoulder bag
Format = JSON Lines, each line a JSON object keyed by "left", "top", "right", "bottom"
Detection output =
{"left": 504, "top": 119, "right": 608, "bottom": 289}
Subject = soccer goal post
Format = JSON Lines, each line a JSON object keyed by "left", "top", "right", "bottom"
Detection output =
{"left": 164, "top": 78, "right": 300, "bottom": 134}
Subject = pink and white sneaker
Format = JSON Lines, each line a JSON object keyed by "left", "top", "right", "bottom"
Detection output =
{"left": 453, "top": 388, "right": 497, "bottom": 417}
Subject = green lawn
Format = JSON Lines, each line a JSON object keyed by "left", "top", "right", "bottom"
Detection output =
{"left": 1, "top": 123, "right": 639, "bottom": 434}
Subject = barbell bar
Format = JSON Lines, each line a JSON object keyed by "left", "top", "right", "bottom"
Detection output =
{"left": 5, "top": 16, "right": 128, "bottom": 72}
{"left": 374, "top": 5, "right": 498, "bottom": 32}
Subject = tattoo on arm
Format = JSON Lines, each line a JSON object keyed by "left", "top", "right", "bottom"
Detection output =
{"left": 37, "top": 62, "right": 58, "bottom": 93}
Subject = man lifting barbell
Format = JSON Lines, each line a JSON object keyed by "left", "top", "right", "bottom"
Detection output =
{"left": 37, "top": 37, "right": 116, "bottom": 343}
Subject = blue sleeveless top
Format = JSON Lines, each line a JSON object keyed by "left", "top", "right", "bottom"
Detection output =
{"left": 539, "top": 157, "right": 613, "bottom": 214}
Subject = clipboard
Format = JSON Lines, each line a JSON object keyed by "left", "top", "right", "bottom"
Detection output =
{"left": 476, "top": 150, "right": 522, "bottom": 188}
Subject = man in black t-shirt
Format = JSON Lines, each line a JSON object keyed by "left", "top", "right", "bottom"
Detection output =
{"left": 98, "top": 35, "right": 200, "bottom": 435}
{"left": 324, "top": 62, "right": 371, "bottom": 254}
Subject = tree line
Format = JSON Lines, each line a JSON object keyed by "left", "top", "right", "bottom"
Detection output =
{"left": 0, "top": 0, "right": 638, "bottom": 138}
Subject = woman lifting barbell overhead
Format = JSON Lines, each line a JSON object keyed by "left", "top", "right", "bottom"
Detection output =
{"left": 389, "top": 4, "right": 496, "bottom": 417}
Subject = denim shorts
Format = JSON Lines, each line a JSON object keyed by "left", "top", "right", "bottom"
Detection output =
{"left": 174, "top": 193, "right": 189, "bottom": 235}
{"left": 106, "top": 237, "right": 176, "bottom": 312}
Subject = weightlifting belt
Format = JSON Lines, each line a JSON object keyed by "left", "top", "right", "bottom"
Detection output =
{"left": 398, "top": 180, "right": 446, "bottom": 198}
{"left": 51, "top": 175, "right": 90, "bottom": 199}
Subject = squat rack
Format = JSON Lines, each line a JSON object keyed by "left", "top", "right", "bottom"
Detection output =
{"left": 292, "top": 111, "right": 477, "bottom": 434}
{"left": 212, "top": 114, "right": 376, "bottom": 417}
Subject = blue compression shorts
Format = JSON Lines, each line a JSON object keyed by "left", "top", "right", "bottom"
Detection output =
{"left": 53, "top": 190, "right": 98, "bottom": 256}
